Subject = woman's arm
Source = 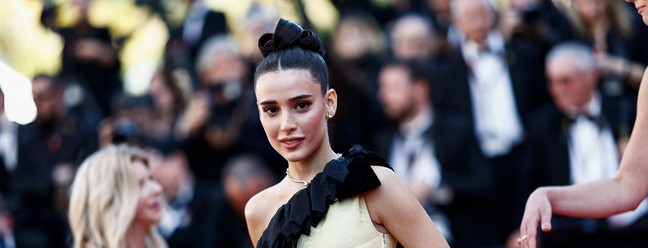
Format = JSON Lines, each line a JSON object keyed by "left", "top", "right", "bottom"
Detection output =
{"left": 519, "top": 67, "right": 648, "bottom": 248}
{"left": 365, "top": 166, "right": 449, "bottom": 248}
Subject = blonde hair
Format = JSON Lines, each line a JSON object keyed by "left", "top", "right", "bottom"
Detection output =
{"left": 68, "top": 145, "right": 167, "bottom": 248}
{"left": 569, "top": 0, "right": 633, "bottom": 39}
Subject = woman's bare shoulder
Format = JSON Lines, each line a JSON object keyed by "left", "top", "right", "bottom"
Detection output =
{"left": 363, "top": 166, "right": 403, "bottom": 219}
{"left": 245, "top": 183, "right": 283, "bottom": 245}
{"left": 246, "top": 183, "right": 282, "bottom": 220}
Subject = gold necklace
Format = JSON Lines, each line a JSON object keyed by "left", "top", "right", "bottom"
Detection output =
{"left": 286, "top": 153, "right": 342, "bottom": 187}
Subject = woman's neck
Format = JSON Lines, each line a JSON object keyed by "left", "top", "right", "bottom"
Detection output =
{"left": 589, "top": 19, "right": 610, "bottom": 51}
{"left": 286, "top": 140, "right": 338, "bottom": 181}
{"left": 125, "top": 222, "right": 149, "bottom": 248}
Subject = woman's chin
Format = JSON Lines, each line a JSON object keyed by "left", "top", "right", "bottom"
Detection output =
{"left": 283, "top": 154, "right": 305, "bottom": 163}
{"left": 281, "top": 150, "right": 308, "bottom": 163}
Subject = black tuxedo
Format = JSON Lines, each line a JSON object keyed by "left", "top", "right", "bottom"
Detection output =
{"left": 0, "top": 158, "right": 7, "bottom": 196}
{"left": 165, "top": 182, "right": 226, "bottom": 248}
{"left": 431, "top": 40, "right": 549, "bottom": 127}
{"left": 8, "top": 114, "right": 96, "bottom": 248}
{"left": 430, "top": 39, "right": 550, "bottom": 241}
{"left": 374, "top": 111, "right": 499, "bottom": 248}
{"left": 170, "top": 10, "right": 228, "bottom": 68}
{"left": 185, "top": 11, "right": 228, "bottom": 64}
{"left": 522, "top": 99, "right": 648, "bottom": 247}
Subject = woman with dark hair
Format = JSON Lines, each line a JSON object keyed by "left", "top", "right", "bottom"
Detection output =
{"left": 244, "top": 19, "right": 449, "bottom": 248}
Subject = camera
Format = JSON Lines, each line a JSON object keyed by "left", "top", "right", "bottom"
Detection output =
{"left": 112, "top": 119, "right": 143, "bottom": 145}
{"left": 521, "top": 8, "right": 540, "bottom": 25}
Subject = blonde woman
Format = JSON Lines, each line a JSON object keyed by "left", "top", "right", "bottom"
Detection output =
{"left": 68, "top": 145, "right": 167, "bottom": 248}
{"left": 569, "top": 0, "right": 646, "bottom": 89}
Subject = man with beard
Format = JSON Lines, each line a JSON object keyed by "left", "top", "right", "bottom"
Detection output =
{"left": 7, "top": 75, "right": 96, "bottom": 247}
{"left": 375, "top": 59, "right": 498, "bottom": 247}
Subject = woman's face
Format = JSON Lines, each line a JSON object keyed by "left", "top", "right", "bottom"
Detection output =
{"left": 626, "top": 0, "right": 648, "bottom": 25}
{"left": 148, "top": 74, "right": 175, "bottom": 114}
{"left": 255, "top": 69, "right": 335, "bottom": 162}
{"left": 574, "top": 0, "right": 609, "bottom": 24}
{"left": 334, "top": 19, "right": 370, "bottom": 60}
{"left": 132, "top": 160, "right": 163, "bottom": 227}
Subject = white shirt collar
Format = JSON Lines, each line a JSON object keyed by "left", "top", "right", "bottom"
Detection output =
{"left": 399, "top": 107, "right": 434, "bottom": 139}
{"left": 584, "top": 92, "right": 602, "bottom": 118}
{"left": 461, "top": 31, "right": 506, "bottom": 64}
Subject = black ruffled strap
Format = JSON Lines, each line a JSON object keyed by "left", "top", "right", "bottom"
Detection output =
{"left": 257, "top": 145, "right": 391, "bottom": 248}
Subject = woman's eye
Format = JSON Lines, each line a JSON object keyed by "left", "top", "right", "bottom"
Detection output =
{"left": 263, "top": 107, "right": 278, "bottom": 114}
{"left": 296, "top": 102, "right": 311, "bottom": 110}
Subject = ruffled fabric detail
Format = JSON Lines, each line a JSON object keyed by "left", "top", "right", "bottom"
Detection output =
{"left": 257, "top": 145, "right": 392, "bottom": 248}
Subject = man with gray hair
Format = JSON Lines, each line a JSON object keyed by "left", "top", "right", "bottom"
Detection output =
{"left": 520, "top": 41, "right": 647, "bottom": 246}
{"left": 389, "top": 14, "right": 438, "bottom": 60}
{"left": 432, "top": 0, "right": 548, "bottom": 244}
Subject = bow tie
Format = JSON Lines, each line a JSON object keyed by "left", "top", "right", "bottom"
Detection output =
{"left": 562, "top": 113, "right": 606, "bottom": 133}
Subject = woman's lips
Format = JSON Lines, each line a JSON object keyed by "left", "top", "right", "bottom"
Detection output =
{"left": 149, "top": 201, "right": 161, "bottom": 211}
{"left": 279, "top": 137, "right": 304, "bottom": 149}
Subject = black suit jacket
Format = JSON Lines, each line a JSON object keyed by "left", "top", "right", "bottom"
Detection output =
{"left": 522, "top": 99, "right": 646, "bottom": 247}
{"left": 374, "top": 111, "right": 499, "bottom": 247}
{"left": 165, "top": 182, "right": 223, "bottom": 248}
{"left": 523, "top": 97, "right": 633, "bottom": 194}
{"left": 0, "top": 157, "right": 7, "bottom": 196}
{"left": 172, "top": 10, "right": 228, "bottom": 66}
{"left": 431, "top": 40, "right": 549, "bottom": 129}
{"left": 431, "top": 40, "right": 551, "bottom": 241}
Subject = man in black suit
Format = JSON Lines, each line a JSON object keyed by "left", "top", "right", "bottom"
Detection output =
{"left": 152, "top": 148, "right": 222, "bottom": 248}
{"left": 0, "top": 89, "right": 17, "bottom": 196}
{"left": 8, "top": 75, "right": 97, "bottom": 248}
{"left": 522, "top": 42, "right": 648, "bottom": 247}
{"left": 431, "top": 0, "right": 550, "bottom": 242}
{"left": 375, "top": 59, "right": 498, "bottom": 247}
{"left": 166, "top": 0, "right": 228, "bottom": 87}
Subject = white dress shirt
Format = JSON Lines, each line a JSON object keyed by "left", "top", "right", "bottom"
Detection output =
{"left": 0, "top": 113, "right": 17, "bottom": 172}
{"left": 182, "top": 0, "right": 209, "bottom": 47}
{"left": 388, "top": 109, "right": 441, "bottom": 193}
{"left": 461, "top": 31, "right": 525, "bottom": 158}
{"left": 566, "top": 94, "right": 648, "bottom": 228}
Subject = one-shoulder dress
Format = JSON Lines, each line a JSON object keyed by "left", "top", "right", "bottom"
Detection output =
{"left": 256, "top": 145, "right": 398, "bottom": 248}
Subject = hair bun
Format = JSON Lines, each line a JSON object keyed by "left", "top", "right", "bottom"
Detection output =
{"left": 258, "top": 18, "right": 325, "bottom": 58}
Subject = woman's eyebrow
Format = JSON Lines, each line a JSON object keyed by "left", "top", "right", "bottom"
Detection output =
{"left": 258, "top": 100, "right": 277, "bottom": 105}
{"left": 258, "top": 94, "right": 313, "bottom": 105}
{"left": 288, "top": 94, "right": 312, "bottom": 102}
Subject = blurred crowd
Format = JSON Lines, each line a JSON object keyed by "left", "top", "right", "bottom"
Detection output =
{"left": 1, "top": 0, "right": 648, "bottom": 247}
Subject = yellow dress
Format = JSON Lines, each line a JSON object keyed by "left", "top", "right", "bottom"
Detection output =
{"left": 257, "top": 145, "right": 396, "bottom": 248}
{"left": 297, "top": 195, "right": 397, "bottom": 248}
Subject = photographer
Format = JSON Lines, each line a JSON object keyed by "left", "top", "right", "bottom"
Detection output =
{"left": 177, "top": 35, "right": 281, "bottom": 185}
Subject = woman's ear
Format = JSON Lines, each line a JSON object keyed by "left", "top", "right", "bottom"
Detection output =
{"left": 325, "top": 88, "right": 338, "bottom": 119}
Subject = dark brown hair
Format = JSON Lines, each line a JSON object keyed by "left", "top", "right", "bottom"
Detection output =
{"left": 254, "top": 18, "right": 329, "bottom": 94}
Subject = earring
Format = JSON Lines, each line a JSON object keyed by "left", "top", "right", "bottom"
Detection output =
{"left": 327, "top": 113, "right": 333, "bottom": 119}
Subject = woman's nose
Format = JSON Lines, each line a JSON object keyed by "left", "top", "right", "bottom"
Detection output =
{"left": 280, "top": 112, "right": 297, "bottom": 133}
